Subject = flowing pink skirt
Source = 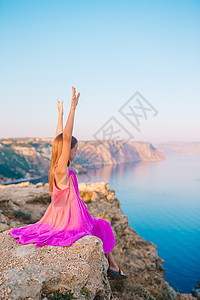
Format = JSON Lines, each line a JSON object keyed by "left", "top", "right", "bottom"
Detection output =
{"left": 8, "top": 169, "right": 116, "bottom": 253}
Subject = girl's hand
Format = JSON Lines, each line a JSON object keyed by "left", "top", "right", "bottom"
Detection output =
{"left": 57, "top": 99, "right": 63, "bottom": 114}
{"left": 71, "top": 86, "right": 80, "bottom": 110}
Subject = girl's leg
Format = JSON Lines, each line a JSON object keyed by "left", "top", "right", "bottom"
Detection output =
{"left": 105, "top": 251, "right": 119, "bottom": 272}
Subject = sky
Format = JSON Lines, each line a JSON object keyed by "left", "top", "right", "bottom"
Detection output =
{"left": 0, "top": 0, "right": 199, "bottom": 144}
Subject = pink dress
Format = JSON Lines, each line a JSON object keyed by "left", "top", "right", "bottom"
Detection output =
{"left": 8, "top": 167, "right": 116, "bottom": 253}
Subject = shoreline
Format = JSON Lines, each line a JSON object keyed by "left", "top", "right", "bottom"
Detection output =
{"left": 0, "top": 180, "right": 197, "bottom": 299}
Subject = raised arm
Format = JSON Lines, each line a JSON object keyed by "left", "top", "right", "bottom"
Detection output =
{"left": 55, "top": 100, "right": 63, "bottom": 136}
{"left": 55, "top": 86, "right": 80, "bottom": 174}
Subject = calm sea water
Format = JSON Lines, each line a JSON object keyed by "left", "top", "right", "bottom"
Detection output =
{"left": 77, "top": 155, "right": 200, "bottom": 294}
{"left": 9, "top": 154, "right": 199, "bottom": 293}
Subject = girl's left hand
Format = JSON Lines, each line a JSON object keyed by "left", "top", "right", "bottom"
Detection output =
{"left": 57, "top": 99, "right": 63, "bottom": 114}
{"left": 71, "top": 86, "right": 80, "bottom": 110}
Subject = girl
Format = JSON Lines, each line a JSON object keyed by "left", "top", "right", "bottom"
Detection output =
{"left": 8, "top": 86, "right": 127, "bottom": 280}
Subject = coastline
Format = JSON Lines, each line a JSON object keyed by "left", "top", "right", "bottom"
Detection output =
{"left": 0, "top": 180, "right": 196, "bottom": 299}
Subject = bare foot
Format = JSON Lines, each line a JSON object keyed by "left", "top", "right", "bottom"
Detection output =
{"left": 108, "top": 265, "right": 119, "bottom": 272}
{"left": 105, "top": 252, "right": 120, "bottom": 272}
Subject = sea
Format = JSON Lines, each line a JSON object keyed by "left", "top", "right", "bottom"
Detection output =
{"left": 77, "top": 154, "right": 200, "bottom": 294}
{"left": 4, "top": 154, "right": 200, "bottom": 294}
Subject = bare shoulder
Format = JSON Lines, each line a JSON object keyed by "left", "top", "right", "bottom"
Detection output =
{"left": 54, "top": 168, "right": 69, "bottom": 190}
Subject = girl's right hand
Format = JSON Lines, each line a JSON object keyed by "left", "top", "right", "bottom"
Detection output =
{"left": 57, "top": 99, "right": 63, "bottom": 114}
{"left": 71, "top": 86, "right": 80, "bottom": 110}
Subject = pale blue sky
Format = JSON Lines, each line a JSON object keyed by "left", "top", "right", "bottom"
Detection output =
{"left": 0, "top": 0, "right": 199, "bottom": 143}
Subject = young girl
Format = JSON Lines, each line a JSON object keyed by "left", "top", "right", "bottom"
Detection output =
{"left": 8, "top": 86, "right": 127, "bottom": 280}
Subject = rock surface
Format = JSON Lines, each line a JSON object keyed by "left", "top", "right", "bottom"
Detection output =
{"left": 0, "top": 233, "right": 111, "bottom": 300}
{"left": 0, "top": 181, "right": 196, "bottom": 299}
{"left": 192, "top": 279, "right": 200, "bottom": 299}
{"left": 76, "top": 140, "right": 166, "bottom": 167}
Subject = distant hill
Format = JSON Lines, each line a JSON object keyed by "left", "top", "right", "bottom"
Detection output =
{"left": 154, "top": 142, "right": 200, "bottom": 156}
{"left": 0, "top": 138, "right": 52, "bottom": 184}
{"left": 0, "top": 138, "right": 166, "bottom": 184}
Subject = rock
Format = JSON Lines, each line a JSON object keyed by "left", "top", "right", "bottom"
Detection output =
{"left": 15, "top": 181, "right": 30, "bottom": 187}
{"left": 0, "top": 200, "right": 19, "bottom": 214}
{"left": 9, "top": 221, "right": 21, "bottom": 228}
{"left": 0, "top": 181, "right": 196, "bottom": 300}
{"left": 0, "top": 212, "right": 9, "bottom": 232}
{"left": 44, "top": 183, "right": 49, "bottom": 188}
{"left": 106, "top": 190, "right": 115, "bottom": 200}
{"left": 0, "top": 212, "right": 7, "bottom": 223}
{"left": 78, "top": 182, "right": 87, "bottom": 190}
{"left": 0, "top": 223, "right": 9, "bottom": 232}
{"left": 0, "top": 184, "right": 51, "bottom": 223}
{"left": 179, "top": 294, "right": 197, "bottom": 300}
{"left": 36, "top": 182, "right": 43, "bottom": 188}
{"left": 0, "top": 182, "right": 30, "bottom": 189}
{"left": 0, "top": 232, "right": 112, "bottom": 300}
{"left": 192, "top": 279, "right": 200, "bottom": 299}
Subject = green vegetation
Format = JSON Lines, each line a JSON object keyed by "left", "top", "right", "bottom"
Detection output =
{"left": 162, "top": 288, "right": 177, "bottom": 300}
{"left": 0, "top": 164, "right": 22, "bottom": 180}
{"left": 42, "top": 289, "right": 77, "bottom": 300}
{"left": 80, "top": 287, "right": 90, "bottom": 296}
{"left": 126, "top": 284, "right": 177, "bottom": 300}
{"left": 0, "top": 139, "right": 50, "bottom": 182}
{"left": 27, "top": 194, "right": 51, "bottom": 205}
{"left": 0, "top": 148, "right": 30, "bottom": 179}
{"left": 131, "top": 284, "right": 157, "bottom": 300}
{"left": 94, "top": 296, "right": 101, "bottom": 300}
{"left": 29, "top": 142, "right": 41, "bottom": 149}
{"left": 12, "top": 210, "right": 31, "bottom": 220}
{"left": 44, "top": 142, "right": 52, "bottom": 147}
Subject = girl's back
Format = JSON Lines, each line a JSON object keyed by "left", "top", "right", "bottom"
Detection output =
{"left": 54, "top": 164, "right": 69, "bottom": 190}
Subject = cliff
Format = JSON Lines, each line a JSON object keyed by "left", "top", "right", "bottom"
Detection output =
{"left": 0, "top": 138, "right": 166, "bottom": 184}
{"left": 75, "top": 140, "right": 165, "bottom": 167}
{"left": 0, "top": 233, "right": 111, "bottom": 300}
{"left": 0, "top": 181, "right": 195, "bottom": 299}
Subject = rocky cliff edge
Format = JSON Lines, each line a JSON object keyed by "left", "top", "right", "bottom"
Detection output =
{"left": 0, "top": 181, "right": 196, "bottom": 300}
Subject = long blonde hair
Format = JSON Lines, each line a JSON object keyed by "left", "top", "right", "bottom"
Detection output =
{"left": 48, "top": 133, "right": 78, "bottom": 195}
